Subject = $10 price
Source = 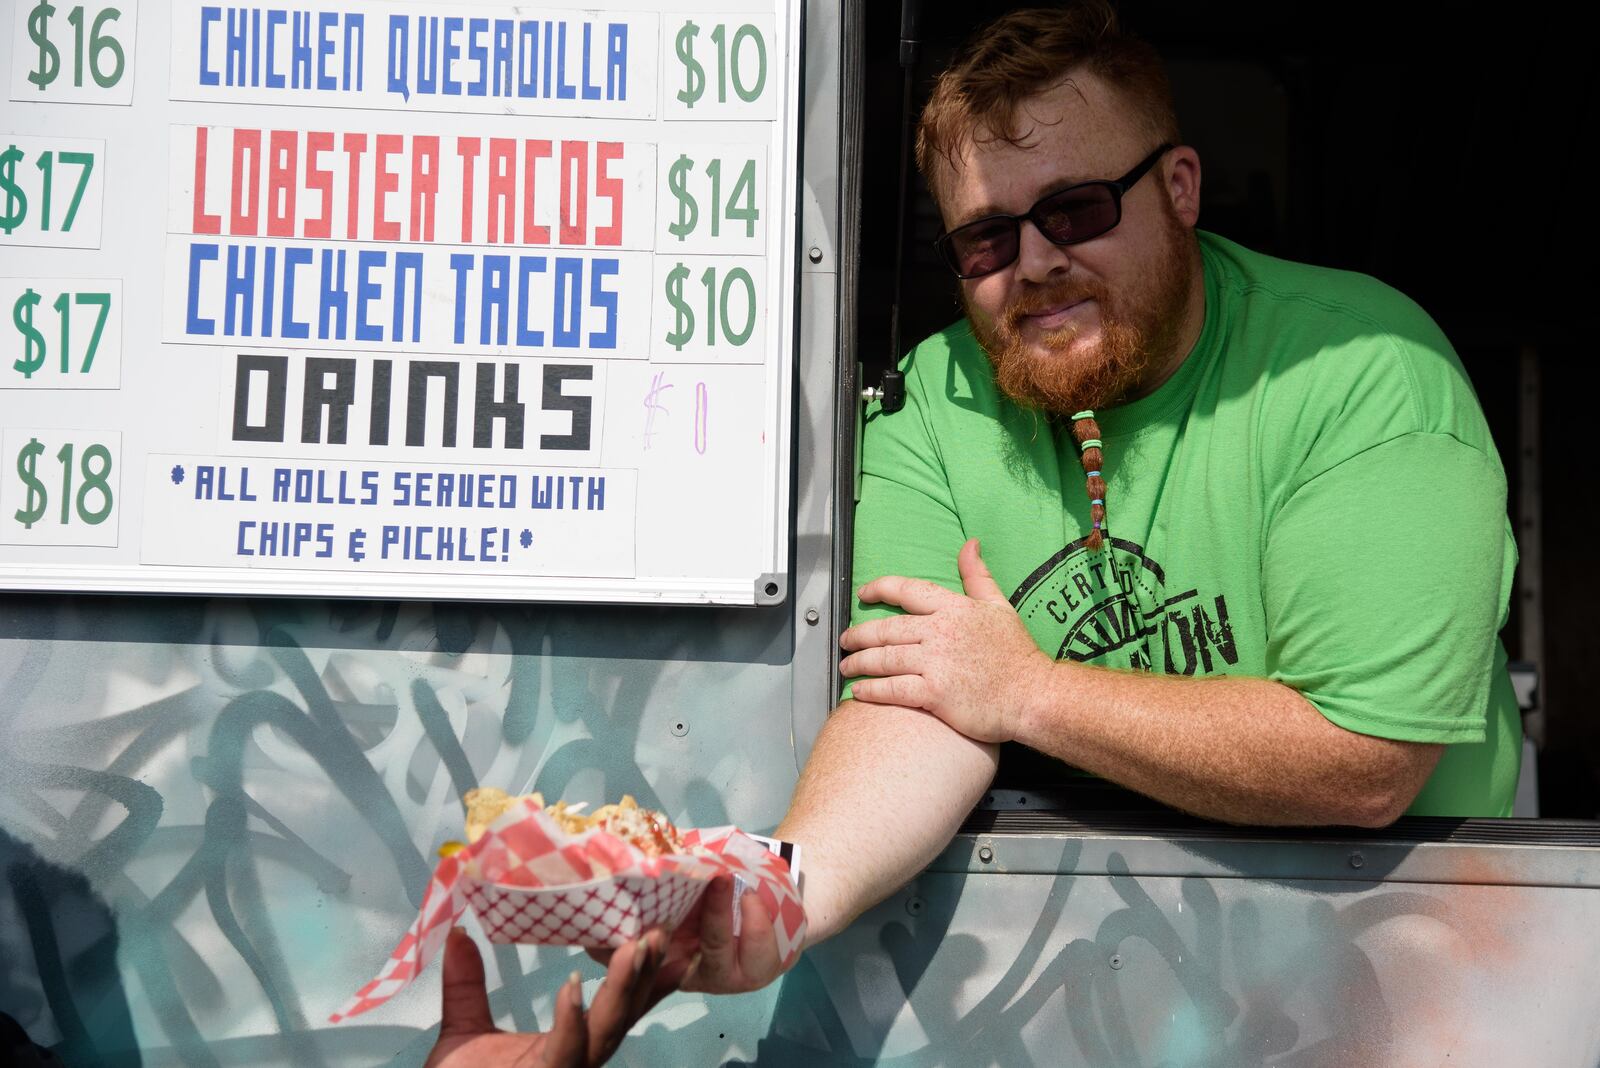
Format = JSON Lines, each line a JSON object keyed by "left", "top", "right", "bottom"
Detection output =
{"left": 12, "top": 436, "right": 115, "bottom": 531}
{"left": 673, "top": 20, "right": 768, "bottom": 110}
{"left": 663, "top": 263, "right": 757, "bottom": 352}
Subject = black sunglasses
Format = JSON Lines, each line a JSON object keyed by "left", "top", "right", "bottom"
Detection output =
{"left": 934, "top": 144, "right": 1174, "bottom": 279}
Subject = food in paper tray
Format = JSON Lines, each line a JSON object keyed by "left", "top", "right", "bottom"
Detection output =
{"left": 446, "top": 787, "right": 687, "bottom": 857}
{"left": 329, "top": 787, "right": 807, "bottom": 1023}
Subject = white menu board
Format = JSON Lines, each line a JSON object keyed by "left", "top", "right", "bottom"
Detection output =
{"left": 0, "top": 0, "right": 801, "bottom": 604}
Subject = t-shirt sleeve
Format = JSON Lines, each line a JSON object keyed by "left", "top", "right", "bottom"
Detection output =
{"left": 840, "top": 367, "right": 969, "bottom": 703}
{"left": 1262, "top": 432, "right": 1511, "bottom": 743}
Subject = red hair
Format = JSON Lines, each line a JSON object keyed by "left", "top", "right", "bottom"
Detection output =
{"left": 915, "top": 3, "right": 1179, "bottom": 205}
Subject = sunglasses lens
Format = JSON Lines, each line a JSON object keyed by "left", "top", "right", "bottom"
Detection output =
{"left": 939, "top": 179, "right": 1129, "bottom": 278}
{"left": 1034, "top": 184, "right": 1118, "bottom": 245}
{"left": 944, "top": 218, "right": 1019, "bottom": 278}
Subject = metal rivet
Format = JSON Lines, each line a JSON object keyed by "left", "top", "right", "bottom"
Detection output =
{"left": 978, "top": 846, "right": 994, "bottom": 863}
{"left": 905, "top": 896, "right": 925, "bottom": 916}
{"left": 670, "top": 721, "right": 689, "bottom": 737}
{"left": 808, "top": 246, "right": 823, "bottom": 263}
{"left": 1109, "top": 954, "right": 1123, "bottom": 970}
{"left": 804, "top": 608, "right": 819, "bottom": 626}
{"left": 1349, "top": 851, "right": 1365, "bottom": 869}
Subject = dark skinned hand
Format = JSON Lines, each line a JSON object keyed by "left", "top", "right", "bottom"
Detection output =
{"left": 423, "top": 925, "right": 672, "bottom": 1068}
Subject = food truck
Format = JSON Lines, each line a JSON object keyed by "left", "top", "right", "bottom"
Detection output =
{"left": 3, "top": 1, "right": 1598, "bottom": 1064}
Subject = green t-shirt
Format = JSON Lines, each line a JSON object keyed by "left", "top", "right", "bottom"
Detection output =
{"left": 846, "top": 231, "right": 1521, "bottom": 818}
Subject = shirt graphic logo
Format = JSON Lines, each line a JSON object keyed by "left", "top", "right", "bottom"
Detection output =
{"left": 1010, "top": 537, "right": 1239, "bottom": 675}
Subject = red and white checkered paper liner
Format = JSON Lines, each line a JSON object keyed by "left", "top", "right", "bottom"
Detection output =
{"left": 329, "top": 800, "right": 806, "bottom": 1022}
{"left": 465, "top": 871, "right": 708, "bottom": 947}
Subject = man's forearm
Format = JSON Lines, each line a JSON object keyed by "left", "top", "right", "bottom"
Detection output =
{"left": 1014, "top": 663, "right": 1440, "bottom": 827}
{"left": 775, "top": 699, "right": 997, "bottom": 945}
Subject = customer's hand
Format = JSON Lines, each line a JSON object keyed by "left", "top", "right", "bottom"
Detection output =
{"left": 424, "top": 926, "right": 668, "bottom": 1068}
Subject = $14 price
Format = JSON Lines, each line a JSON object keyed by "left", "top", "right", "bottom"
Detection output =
{"left": 11, "top": 436, "right": 115, "bottom": 531}
{"left": 665, "top": 154, "right": 761, "bottom": 245}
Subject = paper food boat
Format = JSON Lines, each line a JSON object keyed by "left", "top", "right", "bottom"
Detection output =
{"left": 330, "top": 796, "right": 806, "bottom": 1022}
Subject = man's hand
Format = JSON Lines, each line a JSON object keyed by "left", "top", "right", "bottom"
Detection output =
{"left": 679, "top": 874, "right": 789, "bottom": 993}
{"left": 424, "top": 926, "right": 667, "bottom": 1068}
{"left": 589, "top": 874, "right": 793, "bottom": 998}
{"left": 839, "top": 538, "right": 1051, "bottom": 743}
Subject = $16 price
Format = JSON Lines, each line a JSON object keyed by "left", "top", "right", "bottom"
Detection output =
{"left": 24, "top": 2, "right": 128, "bottom": 91}
{"left": 11, "top": 437, "right": 115, "bottom": 530}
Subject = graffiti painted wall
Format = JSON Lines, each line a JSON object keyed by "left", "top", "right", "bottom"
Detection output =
{"left": 0, "top": 596, "right": 818, "bottom": 1065}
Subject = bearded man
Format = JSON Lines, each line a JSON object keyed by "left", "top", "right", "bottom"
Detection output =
{"left": 660, "top": 2, "right": 1522, "bottom": 994}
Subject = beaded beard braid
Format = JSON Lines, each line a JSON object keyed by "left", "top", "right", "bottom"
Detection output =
{"left": 962, "top": 201, "right": 1195, "bottom": 551}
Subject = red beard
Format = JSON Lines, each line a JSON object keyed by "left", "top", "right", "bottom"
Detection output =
{"left": 967, "top": 213, "right": 1194, "bottom": 416}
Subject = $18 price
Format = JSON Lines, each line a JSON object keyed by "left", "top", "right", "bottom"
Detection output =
{"left": 11, "top": 436, "right": 115, "bottom": 531}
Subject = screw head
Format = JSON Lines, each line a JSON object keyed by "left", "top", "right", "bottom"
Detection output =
{"left": 805, "top": 608, "right": 820, "bottom": 625}
{"left": 808, "top": 246, "right": 823, "bottom": 263}
{"left": 1349, "top": 850, "right": 1365, "bottom": 869}
{"left": 978, "top": 846, "right": 994, "bottom": 863}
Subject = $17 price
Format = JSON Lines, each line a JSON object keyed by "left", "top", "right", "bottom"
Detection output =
{"left": 0, "top": 144, "right": 97, "bottom": 237}
{"left": 10, "top": 288, "right": 112, "bottom": 379}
